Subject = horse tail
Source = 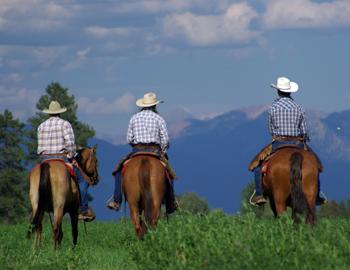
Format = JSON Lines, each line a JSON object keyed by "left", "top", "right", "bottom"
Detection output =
{"left": 139, "top": 158, "right": 153, "bottom": 226}
{"left": 31, "top": 162, "right": 52, "bottom": 226}
{"left": 290, "top": 152, "right": 308, "bottom": 215}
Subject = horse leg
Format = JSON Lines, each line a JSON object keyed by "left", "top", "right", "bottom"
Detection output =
{"left": 34, "top": 211, "right": 44, "bottom": 248}
{"left": 274, "top": 198, "right": 287, "bottom": 217}
{"left": 268, "top": 197, "right": 278, "bottom": 218}
{"left": 304, "top": 194, "right": 317, "bottom": 226}
{"left": 130, "top": 204, "right": 142, "bottom": 238}
{"left": 69, "top": 209, "right": 79, "bottom": 246}
{"left": 53, "top": 207, "right": 64, "bottom": 249}
{"left": 150, "top": 201, "right": 161, "bottom": 227}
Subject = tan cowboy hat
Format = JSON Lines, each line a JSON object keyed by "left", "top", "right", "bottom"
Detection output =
{"left": 136, "top": 92, "right": 164, "bottom": 107}
{"left": 42, "top": 100, "right": 67, "bottom": 114}
{"left": 270, "top": 77, "right": 299, "bottom": 93}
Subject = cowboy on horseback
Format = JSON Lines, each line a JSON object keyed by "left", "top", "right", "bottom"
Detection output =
{"left": 249, "top": 77, "right": 327, "bottom": 206}
{"left": 37, "top": 100, "right": 96, "bottom": 221}
{"left": 107, "top": 92, "right": 178, "bottom": 213}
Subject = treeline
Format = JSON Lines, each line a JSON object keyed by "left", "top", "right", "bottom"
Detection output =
{"left": 0, "top": 82, "right": 95, "bottom": 224}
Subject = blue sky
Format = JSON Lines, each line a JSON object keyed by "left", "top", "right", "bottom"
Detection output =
{"left": 1, "top": 0, "right": 350, "bottom": 137}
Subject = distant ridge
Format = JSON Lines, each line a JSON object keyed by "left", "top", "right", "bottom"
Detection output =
{"left": 90, "top": 106, "right": 350, "bottom": 220}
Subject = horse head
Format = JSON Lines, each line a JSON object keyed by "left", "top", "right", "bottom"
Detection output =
{"left": 76, "top": 145, "right": 99, "bottom": 185}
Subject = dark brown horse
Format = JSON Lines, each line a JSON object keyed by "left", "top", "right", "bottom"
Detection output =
{"left": 28, "top": 147, "right": 99, "bottom": 249}
{"left": 122, "top": 155, "right": 167, "bottom": 238}
{"left": 262, "top": 147, "right": 318, "bottom": 225}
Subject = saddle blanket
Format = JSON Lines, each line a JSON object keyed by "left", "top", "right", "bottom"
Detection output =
{"left": 29, "top": 159, "right": 75, "bottom": 179}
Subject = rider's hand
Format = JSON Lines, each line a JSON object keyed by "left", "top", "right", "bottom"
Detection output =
{"left": 72, "top": 159, "right": 78, "bottom": 167}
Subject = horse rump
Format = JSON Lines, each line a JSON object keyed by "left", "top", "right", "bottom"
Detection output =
{"left": 31, "top": 162, "right": 52, "bottom": 227}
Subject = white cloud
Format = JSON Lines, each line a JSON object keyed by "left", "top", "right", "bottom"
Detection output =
{"left": 263, "top": 0, "right": 350, "bottom": 29}
{"left": 0, "top": 0, "right": 73, "bottom": 31}
{"left": 85, "top": 26, "right": 138, "bottom": 39}
{"left": 61, "top": 47, "right": 91, "bottom": 70}
{"left": 0, "top": 86, "right": 40, "bottom": 118}
{"left": 112, "top": 0, "right": 230, "bottom": 14}
{"left": 163, "top": 3, "right": 259, "bottom": 46}
{"left": 78, "top": 93, "right": 135, "bottom": 115}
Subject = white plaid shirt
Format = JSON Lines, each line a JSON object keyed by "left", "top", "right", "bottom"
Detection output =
{"left": 127, "top": 110, "right": 169, "bottom": 152}
{"left": 37, "top": 116, "right": 76, "bottom": 156}
{"left": 269, "top": 97, "right": 308, "bottom": 138}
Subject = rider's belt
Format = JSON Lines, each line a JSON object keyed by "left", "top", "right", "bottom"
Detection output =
{"left": 132, "top": 143, "right": 161, "bottom": 151}
{"left": 39, "top": 153, "right": 67, "bottom": 156}
{"left": 272, "top": 135, "right": 304, "bottom": 142}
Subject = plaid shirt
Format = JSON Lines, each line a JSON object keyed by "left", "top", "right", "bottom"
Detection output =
{"left": 37, "top": 116, "right": 76, "bottom": 156}
{"left": 127, "top": 110, "right": 169, "bottom": 152}
{"left": 268, "top": 97, "right": 308, "bottom": 139}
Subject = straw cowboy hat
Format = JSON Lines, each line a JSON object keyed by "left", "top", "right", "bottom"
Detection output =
{"left": 136, "top": 92, "right": 164, "bottom": 107}
{"left": 42, "top": 100, "right": 67, "bottom": 114}
{"left": 270, "top": 77, "right": 299, "bottom": 93}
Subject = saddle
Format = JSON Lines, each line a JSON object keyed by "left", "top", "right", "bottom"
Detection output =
{"left": 249, "top": 143, "right": 323, "bottom": 173}
{"left": 260, "top": 145, "right": 301, "bottom": 175}
{"left": 29, "top": 159, "right": 75, "bottom": 179}
{"left": 112, "top": 151, "right": 177, "bottom": 180}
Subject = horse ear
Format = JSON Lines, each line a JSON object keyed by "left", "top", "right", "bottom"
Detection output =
{"left": 93, "top": 144, "right": 98, "bottom": 152}
{"left": 76, "top": 145, "right": 83, "bottom": 150}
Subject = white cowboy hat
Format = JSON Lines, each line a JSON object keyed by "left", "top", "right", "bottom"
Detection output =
{"left": 136, "top": 92, "right": 164, "bottom": 107}
{"left": 270, "top": 77, "right": 299, "bottom": 93}
{"left": 42, "top": 100, "right": 67, "bottom": 114}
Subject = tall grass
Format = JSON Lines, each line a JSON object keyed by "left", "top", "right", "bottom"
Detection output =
{"left": 1, "top": 212, "right": 349, "bottom": 269}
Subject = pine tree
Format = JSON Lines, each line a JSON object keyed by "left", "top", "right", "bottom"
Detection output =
{"left": 26, "top": 82, "right": 95, "bottom": 163}
{"left": 0, "top": 110, "right": 28, "bottom": 223}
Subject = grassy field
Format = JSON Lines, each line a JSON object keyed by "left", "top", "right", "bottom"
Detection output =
{"left": 1, "top": 211, "right": 350, "bottom": 270}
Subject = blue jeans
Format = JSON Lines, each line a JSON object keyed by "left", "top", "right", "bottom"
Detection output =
{"left": 272, "top": 140, "right": 304, "bottom": 152}
{"left": 253, "top": 166, "right": 263, "bottom": 196}
{"left": 75, "top": 167, "right": 89, "bottom": 212}
{"left": 113, "top": 172, "right": 123, "bottom": 204}
{"left": 40, "top": 155, "right": 89, "bottom": 212}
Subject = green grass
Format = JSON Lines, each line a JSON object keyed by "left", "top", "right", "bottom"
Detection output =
{"left": 1, "top": 212, "right": 350, "bottom": 269}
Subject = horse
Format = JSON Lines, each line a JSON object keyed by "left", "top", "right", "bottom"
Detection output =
{"left": 262, "top": 147, "right": 318, "bottom": 225}
{"left": 122, "top": 155, "right": 168, "bottom": 238}
{"left": 27, "top": 146, "right": 99, "bottom": 249}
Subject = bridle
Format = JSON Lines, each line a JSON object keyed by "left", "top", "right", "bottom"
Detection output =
{"left": 77, "top": 147, "right": 99, "bottom": 185}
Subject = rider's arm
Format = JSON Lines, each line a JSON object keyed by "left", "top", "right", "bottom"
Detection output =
{"left": 126, "top": 117, "right": 134, "bottom": 145}
{"left": 63, "top": 121, "right": 76, "bottom": 158}
{"left": 300, "top": 110, "right": 310, "bottom": 141}
{"left": 37, "top": 124, "right": 44, "bottom": 154}
{"left": 268, "top": 108, "right": 274, "bottom": 136}
{"left": 159, "top": 118, "right": 169, "bottom": 153}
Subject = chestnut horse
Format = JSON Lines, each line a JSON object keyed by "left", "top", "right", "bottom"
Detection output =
{"left": 122, "top": 155, "right": 167, "bottom": 238}
{"left": 28, "top": 147, "right": 99, "bottom": 249}
{"left": 262, "top": 147, "right": 318, "bottom": 225}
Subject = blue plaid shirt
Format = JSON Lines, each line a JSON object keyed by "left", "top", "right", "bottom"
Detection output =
{"left": 268, "top": 97, "right": 308, "bottom": 139}
{"left": 127, "top": 110, "right": 169, "bottom": 152}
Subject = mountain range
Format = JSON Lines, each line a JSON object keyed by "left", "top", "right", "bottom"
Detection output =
{"left": 89, "top": 106, "right": 350, "bottom": 220}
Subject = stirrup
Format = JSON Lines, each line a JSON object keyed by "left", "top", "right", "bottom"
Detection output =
{"left": 249, "top": 190, "right": 267, "bottom": 206}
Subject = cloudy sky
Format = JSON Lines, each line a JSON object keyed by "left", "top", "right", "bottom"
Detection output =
{"left": 1, "top": 0, "right": 350, "bottom": 138}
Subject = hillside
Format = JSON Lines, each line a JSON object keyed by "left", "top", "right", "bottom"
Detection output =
{"left": 90, "top": 107, "right": 350, "bottom": 220}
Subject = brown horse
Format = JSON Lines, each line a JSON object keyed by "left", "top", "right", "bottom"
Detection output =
{"left": 262, "top": 147, "right": 318, "bottom": 225}
{"left": 122, "top": 155, "right": 167, "bottom": 238}
{"left": 28, "top": 147, "right": 99, "bottom": 249}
